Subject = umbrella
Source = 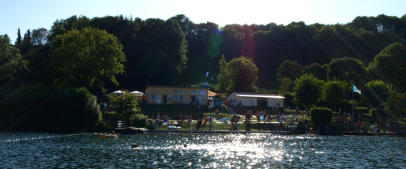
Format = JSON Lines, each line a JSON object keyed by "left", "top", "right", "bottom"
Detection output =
{"left": 130, "top": 91, "right": 144, "bottom": 96}
{"left": 112, "top": 90, "right": 125, "bottom": 95}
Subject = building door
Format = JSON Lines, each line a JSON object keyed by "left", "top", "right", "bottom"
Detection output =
{"left": 258, "top": 98, "right": 267, "bottom": 109}
{"left": 163, "top": 95, "right": 167, "bottom": 104}
{"left": 156, "top": 94, "right": 161, "bottom": 104}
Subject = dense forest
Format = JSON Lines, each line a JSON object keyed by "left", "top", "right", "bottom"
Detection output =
{"left": 1, "top": 14, "right": 406, "bottom": 131}
{"left": 5, "top": 14, "right": 406, "bottom": 91}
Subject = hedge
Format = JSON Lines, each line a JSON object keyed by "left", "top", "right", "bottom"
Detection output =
{"left": 310, "top": 107, "right": 333, "bottom": 126}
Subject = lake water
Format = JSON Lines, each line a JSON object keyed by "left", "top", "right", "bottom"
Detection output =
{"left": 0, "top": 133, "right": 405, "bottom": 168}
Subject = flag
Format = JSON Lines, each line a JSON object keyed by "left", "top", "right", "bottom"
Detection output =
{"left": 205, "top": 72, "right": 209, "bottom": 77}
{"left": 352, "top": 84, "right": 361, "bottom": 94}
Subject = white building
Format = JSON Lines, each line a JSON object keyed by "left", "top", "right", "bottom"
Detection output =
{"left": 225, "top": 92, "right": 285, "bottom": 108}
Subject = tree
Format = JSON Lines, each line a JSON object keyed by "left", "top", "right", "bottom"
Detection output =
{"left": 294, "top": 74, "right": 324, "bottom": 109}
{"left": 0, "top": 85, "right": 101, "bottom": 132}
{"left": 222, "top": 25, "right": 243, "bottom": 59}
{"left": 31, "top": 28, "right": 49, "bottom": 46}
{"left": 369, "top": 42, "right": 406, "bottom": 92}
{"left": 15, "top": 28, "right": 23, "bottom": 51}
{"left": 277, "top": 60, "right": 303, "bottom": 82}
{"left": 303, "top": 63, "right": 328, "bottom": 81}
{"left": 328, "top": 57, "right": 368, "bottom": 85}
{"left": 133, "top": 18, "right": 188, "bottom": 87}
{"left": 21, "top": 29, "right": 33, "bottom": 54}
{"left": 49, "top": 27, "right": 126, "bottom": 93}
{"left": 363, "top": 80, "right": 391, "bottom": 109}
{"left": 279, "top": 77, "right": 294, "bottom": 92}
{"left": 281, "top": 92, "right": 295, "bottom": 108}
{"left": 0, "top": 34, "right": 28, "bottom": 81}
{"left": 227, "top": 56, "right": 258, "bottom": 92}
{"left": 322, "top": 80, "right": 347, "bottom": 110}
{"left": 384, "top": 92, "right": 406, "bottom": 117}
{"left": 168, "top": 14, "right": 195, "bottom": 36}
{"left": 350, "top": 16, "right": 378, "bottom": 32}
{"left": 108, "top": 93, "right": 140, "bottom": 120}
{"left": 215, "top": 54, "right": 230, "bottom": 93}
{"left": 183, "top": 22, "right": 219, "bottom": 85}
{"left": 310, "top": 107, "right": 333, "bottom": 127}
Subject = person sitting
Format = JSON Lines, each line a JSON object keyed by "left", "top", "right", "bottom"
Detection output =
{"left": 196, "top": 118, "right": 202, "bottom": 130}
{"left": 202, "top": 116, "right": 208, "bottom": 127}
{"left": 187, "top": 115, "right": 192, "bottom": 124}
{"left": 245, "top": 111, "right": 252, "bottom": 121}
{"left": 179, "top": 113, "right": 184, "bottom": 125}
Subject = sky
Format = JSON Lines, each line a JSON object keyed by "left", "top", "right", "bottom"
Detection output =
{"left": 1, "top": 0, "right": 405, "bottom": 43}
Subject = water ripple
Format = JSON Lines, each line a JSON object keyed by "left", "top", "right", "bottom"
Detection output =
{"left": 0, "top": 133, "right": 405, "bottom": 168}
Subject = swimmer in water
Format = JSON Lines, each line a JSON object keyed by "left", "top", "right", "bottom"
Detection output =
{"left": 183, "top": 144, "right": 187, "bottom": 148}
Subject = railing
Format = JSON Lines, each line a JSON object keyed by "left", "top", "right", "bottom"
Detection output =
{"left": 117, "top": 121, "right": 126, "bottom": 128}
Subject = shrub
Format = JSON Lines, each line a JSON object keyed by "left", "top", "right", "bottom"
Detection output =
{"left": 322, "top": 80, "right": 347, "bottom": 110}
{"left": 338, "top": 100, "right": 354, "bottom": 114}
{"left": 108, "top": 93, "right": 140, "bottom": 120}
{"left": 310, "top": 107, "right": 333, "bottom": 127}
{"left": 355, "top": 107, "right": 368, "bottom": 116}
{"left": 370, "top": 108, "right": 387, "bottom": 123}
{"left": 294, "top": 74, "right": 324, "bottom": 109}
{"left": 330, "top": 121, "right": 345, "bottom": 134}
{"left": 281, "top": 92, "right": 295, "bottom": 108}
{"left": 145, "top": 120, "right": 155, "bottom": 130}
{"left": 0, "top": 84, "right": 102, "bottom": 132}
{"left": 132, "top": 113, "right": 147, "bottom": 127}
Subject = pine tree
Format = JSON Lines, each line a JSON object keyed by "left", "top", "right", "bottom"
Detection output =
{"left": 15, "top": 28, "right": 23, "bottom": 51}
{"left": 215, "top": 54, "right": 230, "bottom": 93}
{"left": 21, "top": 29, "right": 32, "bottom": 54}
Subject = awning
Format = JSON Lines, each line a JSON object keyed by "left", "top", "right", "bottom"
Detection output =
{"left": 236, "top": 94, "right": 285, "bottom": 99}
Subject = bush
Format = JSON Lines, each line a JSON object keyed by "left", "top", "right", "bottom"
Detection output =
{"left": 310, "top": 107, "right": 333, "bottom": 127}
{"left": 145, "top": 120, "right": 155, "bottom": 130}
{"left": 294, "top": 74, "right": 324, "bottom": 109}
{"left": 281, "top": 92, "right": 295, "bottom": 108}
{"left": 384, "top": 92, "right": 406, "bottom": 117}
{"left": 355, "top": 107, "right": 368, "bottom": 115}
{"left": 322, "top": 80, "right": 347, "bottom": 110}
{"left": 108, "top": 93, "right": 140, "bottom": 120}
{"left": 370, "top": 108, "right": 387, "bottom": 123}
{"left": 132, "top": 113, "right": 147, "bottom": 127}
{"left": 0, "top": 84, "right": 102, "bottom": 132}
{"left": 204, "top": 113, "right": 232, "bottom": 119}
{"left": 330, "top": 121, "right": 345, "bottom": 134}
{"left": 102, "top": 111, "right": 119, "bottom": 130}
{"left": 339, "top": 100, "right": 355, "bottom": 113}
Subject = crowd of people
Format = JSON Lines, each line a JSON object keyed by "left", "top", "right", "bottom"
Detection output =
{"left": 335, "top": 112, "right": 391, "bottom": 135}
{"left": 145, "top": 107, "right": 391, "bottom": 135}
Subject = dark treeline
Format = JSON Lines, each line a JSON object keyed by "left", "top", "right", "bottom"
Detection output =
{"left": 1, "top": 14, "right": 406, "bottom": 132}
{"left": 10, "top": 14, "right": 406, "bottom": 91}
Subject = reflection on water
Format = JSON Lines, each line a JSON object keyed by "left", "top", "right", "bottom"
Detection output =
{"left": 0, "top": 133, "right": 405, "bottom": 168}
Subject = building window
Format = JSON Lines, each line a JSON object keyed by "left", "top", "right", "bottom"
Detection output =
{"left": 174, "top": 95, "right": 178, "bottom": 102}
{"left": 180, "top": 95, "right": 183, "bottom": 101}
{"left": 174, "top": 90, "right": 178, "bottom": 94}
{"left": 179, "top": 90, "right": 183, "bottom": 94}
{"left": 190, "top": 95, "right": 203, "bottom": 105}
{"left": 151, "top": 94, "right": 155, "bottom": 100}
{"left": 190, "top": 90, "right": 200, "bottom": 95}
{"left": 156, "top": 94, "right": 161, "bottom": 104}
{"left": 168, "top": 95, "right": 172, "bottom": 101}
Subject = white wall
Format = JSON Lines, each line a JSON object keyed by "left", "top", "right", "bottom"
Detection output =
{"left": 267, "top": 98, "right": 283, "bottom": 107}
{"left": 240, "top": 97, "right": 257, "bottom": 106}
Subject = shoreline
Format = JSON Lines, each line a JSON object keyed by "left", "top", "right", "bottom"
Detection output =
{"left": 113, "top": 127, "right": 406, "bottom": 136}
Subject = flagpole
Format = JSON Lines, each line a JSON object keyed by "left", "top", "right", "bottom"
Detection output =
{"left": 352, "top": 89, "right": 354, "bottom": 116}
{"left": 352, "top": 85, "right": 354, "bottom": 117}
